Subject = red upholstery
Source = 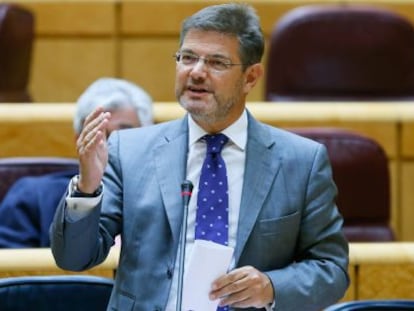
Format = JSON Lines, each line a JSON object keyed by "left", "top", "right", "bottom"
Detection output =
{"left": 0, "top": 157, "right": 78, "bottom": 202}
{"left": 290, "top": 128, "right": 394, "bottom": 242}
{"left": 265, "top": 5, "right": 414, "bottom": 101}
{"left": 0, "top": 4, "right": 34, "bottom": 102}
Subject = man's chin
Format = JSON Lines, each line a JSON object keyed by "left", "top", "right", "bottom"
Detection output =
{"left": 180, "top": 101, "right": 215, "bottom": 120}
{"left": 180, "top": 98, "right": 209, "bottom": 112}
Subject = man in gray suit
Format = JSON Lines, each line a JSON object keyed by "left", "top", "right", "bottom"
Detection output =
{"left": 50, "top": 3, "right": 349, "bottom": 311}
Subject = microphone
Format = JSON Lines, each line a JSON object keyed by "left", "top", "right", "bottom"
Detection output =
{"left": 176, "top": 180, "right": 193, "bottom": 311}
{"left": 181, "top": 180, "right": 193, "bottom": 206}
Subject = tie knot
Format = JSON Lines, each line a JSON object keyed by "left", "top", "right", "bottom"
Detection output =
{"left": 203, "top": 134, "right": 228, "bottom": 155}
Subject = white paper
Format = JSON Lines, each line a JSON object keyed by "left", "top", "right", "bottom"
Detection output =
{"left": 181, "top": 239, "right": 234, "bottom": 311}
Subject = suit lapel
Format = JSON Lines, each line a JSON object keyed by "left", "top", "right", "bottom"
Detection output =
{"left": 234, "top": 115, "right": 282, "bottom": 263}
{"left": 152, "top": 113, "right": 283, "bottom": 258}
{"left": 154, "top": 117, "right": 189, "bottom": 242}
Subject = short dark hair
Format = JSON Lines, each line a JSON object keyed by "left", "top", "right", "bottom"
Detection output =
{"left": 179, "top": 3, "right": 264, "bottom": 70}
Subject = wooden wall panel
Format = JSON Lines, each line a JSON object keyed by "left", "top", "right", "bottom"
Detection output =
{"left": 7, "top": 0, "right": 414, "bottom": 102}
{"left": 31, "top": 39, "right": 117, "bottom": 102}
{"left": 20, "top": 1, "right": 116, "bottom": 35}
{"left": 121, "top": 0, "right": 212, "bottom": 35}
{"left": 121, "top": 39, "right": 178, "bottom": 102}
{"left": 401, "top": 163, "right": 414, "bottom": 240}
{"left": 5, "top": 0, "right": 118, "bottom": 102}
{"left": 389, "top": 162, "right": 399, "bottom": 239}
{"left": 402, "top": 122, "right": 414, "bottom": 158}
{"left": 358, "top": 264, "right": 414, "bottom": 299}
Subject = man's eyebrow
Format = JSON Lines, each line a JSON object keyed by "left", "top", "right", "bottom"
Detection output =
{"left": 180, "top": 49, "right": 230, "bottom": 59}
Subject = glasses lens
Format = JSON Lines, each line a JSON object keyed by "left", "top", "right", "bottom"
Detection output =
{"left": 207, "top": 58, "right": 230, "bottom": 71}
{"left": 175, "top": 52, "right": 237, "bottom": 71}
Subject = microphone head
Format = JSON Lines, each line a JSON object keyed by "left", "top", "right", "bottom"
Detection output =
{"left": 181, "top": 180, "right": 193, "bottom": 198}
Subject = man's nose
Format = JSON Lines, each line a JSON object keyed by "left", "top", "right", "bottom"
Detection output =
{"left": 190, "top": 59, "right": 208, "bottom": 78}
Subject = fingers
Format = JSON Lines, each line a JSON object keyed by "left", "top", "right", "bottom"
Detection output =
{"left": 77, "top": 108, "right": 111, "bottom": 155}
{"left": 210, "top": 266, "right": 274, "bottom": 309}
{"left": 73, "top": 107, "right": 110, "bottom": 193}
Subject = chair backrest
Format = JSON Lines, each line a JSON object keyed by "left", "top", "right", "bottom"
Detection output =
{"left": 0, "top": 157, "right": 78, "bottom": 202}
{"left": 0, "top": 275, "right": 113, "bottom": 311}
{"left": 265, "top": 5, "right": 414, "bottom": 101}
{"left": 324, "top": 300, "right": 414, "bottom": 310}
{"left": 290, "top": 128, "right": 394, "bottom": 242}
{"left": 0, "top": 3, "right": 34, "bottom": 102}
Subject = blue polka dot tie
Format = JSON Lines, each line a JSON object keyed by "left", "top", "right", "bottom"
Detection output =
{"left": 195, "top": 134, "right": 229, "bottom": 311}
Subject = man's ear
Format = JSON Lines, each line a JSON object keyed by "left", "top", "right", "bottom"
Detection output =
{"left": 243, "top": 63, "right": 263, "bottom": 94}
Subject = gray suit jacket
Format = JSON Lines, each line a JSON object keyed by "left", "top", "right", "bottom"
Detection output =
{"left": 51, "top": 112, "right": 349, "bottom": 311}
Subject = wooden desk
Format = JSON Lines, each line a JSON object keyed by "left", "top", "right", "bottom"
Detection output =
{"left": 0, "top": 104, "right": 75, "bottom": 158}
{"left": 0, "top": 247, "right": 119, "bottom": 278}
{"left": 350, "top": 243, "right": 414, "bottom": 299}
{"left": 0, "top": 102, "right": 401, "bottom": 157}
{"left": 1, "top": 243, "right": 414, "bottom": 303}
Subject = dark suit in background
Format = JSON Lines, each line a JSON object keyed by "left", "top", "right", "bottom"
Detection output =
{"left": 0, "top": 77, "right": 152, "bottom": 248}
{"left": 0, "top": 170, "right": 77, "bottom": 247}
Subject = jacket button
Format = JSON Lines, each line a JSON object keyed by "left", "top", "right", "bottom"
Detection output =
{"left": 167, "top": 267, "right": 173, "bottom": 279}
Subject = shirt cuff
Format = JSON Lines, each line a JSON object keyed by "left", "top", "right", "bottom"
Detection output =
{"left": 65, "top": 176, "right": 103, "bottom": 222}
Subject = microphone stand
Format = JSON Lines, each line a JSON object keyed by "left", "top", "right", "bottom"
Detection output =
{"left": 176, "top": 180, "right": 193, "bottom": 311}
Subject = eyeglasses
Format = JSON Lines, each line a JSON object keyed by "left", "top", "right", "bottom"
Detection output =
{"left": 174, "top": 52, "right": 245, "bottom": 72}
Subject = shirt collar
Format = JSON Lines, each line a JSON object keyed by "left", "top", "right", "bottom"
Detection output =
{"left": 188, "top": 110, "right": 248, "bottom": 151}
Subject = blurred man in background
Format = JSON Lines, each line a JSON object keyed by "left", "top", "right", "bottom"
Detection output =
{"left": 0, "top": 77, "right": 153, "bottom": 247}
